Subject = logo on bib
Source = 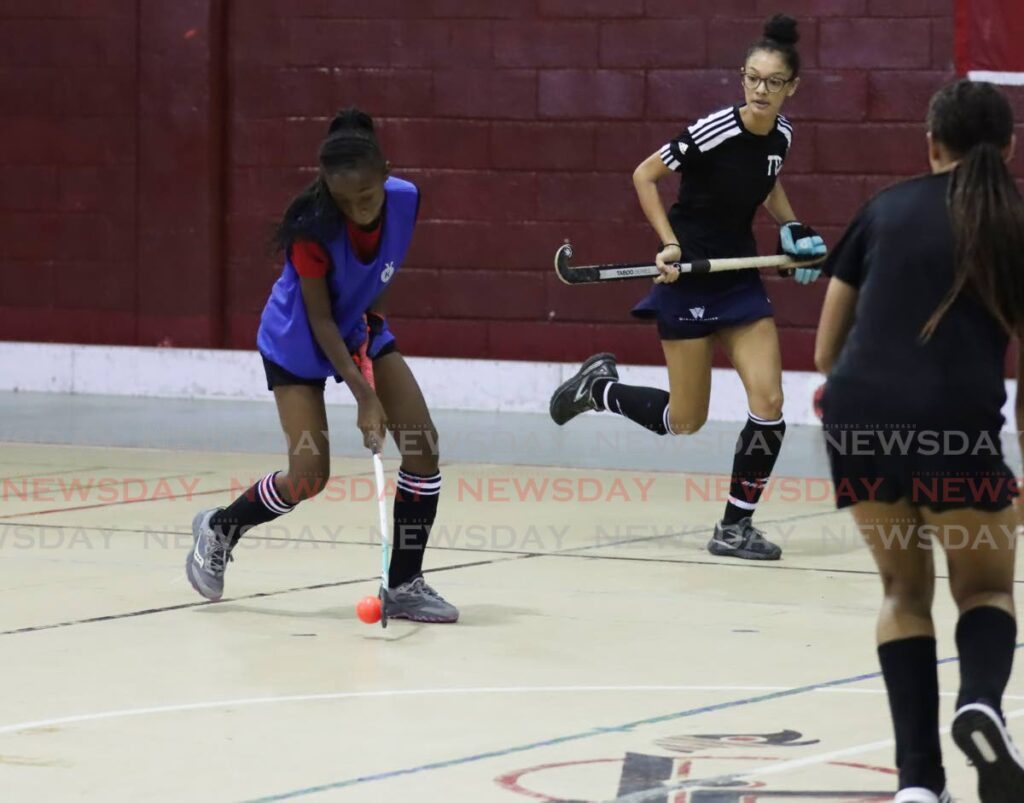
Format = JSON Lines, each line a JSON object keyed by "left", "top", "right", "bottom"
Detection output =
{"left": 381, "top": 261, "right": 395, "bottom": 283}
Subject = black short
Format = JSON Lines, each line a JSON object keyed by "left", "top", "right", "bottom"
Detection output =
{"left": 824, "top": 426, "right": 1018, "bottom": 512}
{"left": 261, "top": 341, "right": 398, "bottom": 391}
{"left": 821, "top": 383, "right": 1018, "bottom": 513}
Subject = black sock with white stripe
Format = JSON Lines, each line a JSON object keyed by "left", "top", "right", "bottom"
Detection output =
{"left": 389, "top": 469, "right": 442, "bottom": 588}
{"left": 591, "top": 379, "right": 671, "bottom": 435}
{"left": 723, "top": 413, "right": 786, "bottom": 525}
{"left": 211, "top": 471, "right": 296, "bottom": 546}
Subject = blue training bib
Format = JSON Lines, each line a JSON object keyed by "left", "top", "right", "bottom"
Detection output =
{"left": 257, "top": 177, "right": 419, "bottom": 379}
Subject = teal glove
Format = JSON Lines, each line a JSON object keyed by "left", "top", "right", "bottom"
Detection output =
{"left": 779, "top": 221, "right": 826, "bottom": 285}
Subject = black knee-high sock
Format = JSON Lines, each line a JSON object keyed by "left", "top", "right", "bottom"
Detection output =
{"left": 592, "top": 378, "right": 670, "bottom": 435}
{"left": 956, "top": 606, "right": 1017, "bottom": 715}
{"left": 211, "top": 471, "right": 296, "bottom": 546}
{"left": 723, "top": 413, "right": 786, "bottom": 525}
{"left": 878, "top": 636, "right": 946, "bottom": 793}
{"left": 388, "top": 468, "right": 441, "bottom": 588}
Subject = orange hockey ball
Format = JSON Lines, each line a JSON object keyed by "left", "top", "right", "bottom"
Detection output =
{"left": 356, "top": 595, "right": 382, "bottom": 624}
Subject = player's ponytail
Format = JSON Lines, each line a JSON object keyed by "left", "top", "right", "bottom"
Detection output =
{"left": 748, "top": 13, "right": 801, "bottom": 78}
{"left": 921, "top": 80, "right": 1024, "bottom": 341}
{"left": 273, "top": 106, "right": 387, "bottom": 252}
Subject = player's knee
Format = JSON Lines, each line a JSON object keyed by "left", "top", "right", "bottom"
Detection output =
{"left": 880, "top": 573, "right": 931, "bottom": 613}
{"left": 748, "top": 391, "right": 784, "bottom": 421}
{"left": 668, "top": 413, "right": 707, "bottom": 435}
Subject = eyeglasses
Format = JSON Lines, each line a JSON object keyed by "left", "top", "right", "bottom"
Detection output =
{"left": 740, "top": 71, "right": 792, "bottom": 94}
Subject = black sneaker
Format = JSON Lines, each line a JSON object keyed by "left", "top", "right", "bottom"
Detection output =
{"left": 549, "top": 353, "right": 618, "bottom": 426}
{"left": 952, "top": 702, "right": 1024, "bottom": 802}
{"left": 707, "top": 517, "right": 782, "bottom": 560}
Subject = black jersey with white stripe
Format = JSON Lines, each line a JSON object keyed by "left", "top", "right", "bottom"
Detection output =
{"left": 659, "top": 105, "right": 791, "bottom": 260}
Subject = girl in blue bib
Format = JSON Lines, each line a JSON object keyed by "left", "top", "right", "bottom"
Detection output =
{"left": 186, "top": 108, "right": 457, "bottom": 624}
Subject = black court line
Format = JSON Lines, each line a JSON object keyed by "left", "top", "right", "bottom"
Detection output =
{"left": 0, "top": 519, "right": 541, "bottom": 559}
{"left": 0, "top": 465, "right": 110, "bottom": 482}
{"left": 4, "top": 505, "right": 1021, "bottom": 636}
{"left": 0, "top": 471, "right": 227, "bottom": 520}
{"left": 0, "top": 508, "right": 845, "bottom": 636}
{"left": 0, "top": 556, "right": 525, "bottom": 636}
{"left": 0, "top": 506, "right": 835, "bottom": 565}
{"left": 0, "top": 465, "right": 219, "bottom": 481}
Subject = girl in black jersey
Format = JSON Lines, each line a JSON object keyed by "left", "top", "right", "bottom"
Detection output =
{"left": 816, "top": 80, "right": 1024, "bottom": 803}
{"left": 550, "top": 14, "right": 826, "bottom": 561}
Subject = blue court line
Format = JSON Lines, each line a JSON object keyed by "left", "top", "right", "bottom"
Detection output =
{"left": 243, "top": 642, "right": 1024, "bottom": 802}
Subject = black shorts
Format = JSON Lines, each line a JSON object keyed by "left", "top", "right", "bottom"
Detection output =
{"left": 261, "top": 340, "right": 398, "bottom": 391}
{"left": 820, "top": 382, "right": 1018, "bottom": 513}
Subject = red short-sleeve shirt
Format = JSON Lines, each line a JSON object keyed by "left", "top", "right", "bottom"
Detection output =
{"left": 291, "top": 219, "right": 382, "bottom": 278}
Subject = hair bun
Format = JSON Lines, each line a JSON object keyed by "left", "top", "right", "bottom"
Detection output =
{"left": 327, "top": 106, "right": 375, "bottom": 136}
{"left": 763, "top": 13, "right": 799, "bottom": 46}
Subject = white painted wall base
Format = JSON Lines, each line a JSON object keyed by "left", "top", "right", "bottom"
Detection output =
{"left": 967, "top": 70, "right": 1024, "bottom": 86}
{"left": 0, "top": 341, "right": 1017, "bottom": 429}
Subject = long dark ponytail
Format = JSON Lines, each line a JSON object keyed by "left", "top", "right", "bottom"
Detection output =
{"left": 273, "top": 107, "right": 387, "bottom": 252}
{"left": 921, "top": 79, "right": 1024, "bottom": 340}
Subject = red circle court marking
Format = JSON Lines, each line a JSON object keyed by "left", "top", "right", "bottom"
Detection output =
{"left": 496, "top": 759, "right": 620, "bottom": 801}
{"left": 496, "top": 755, "right": 896, "bottom": 802}
{"left": 828, "top": 761, "right": 897, "bottom": 775}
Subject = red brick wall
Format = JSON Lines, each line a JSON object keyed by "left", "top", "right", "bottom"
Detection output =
{"left": 3, "top": 0, "right": 1022, "bottom": 369}
{"left": 0, "top": 0, "right": 226, "bottom": 348}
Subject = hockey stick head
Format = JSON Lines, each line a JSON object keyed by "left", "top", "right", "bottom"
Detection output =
{"left": 554, "top": 241, "right": 575, "bottom": 284}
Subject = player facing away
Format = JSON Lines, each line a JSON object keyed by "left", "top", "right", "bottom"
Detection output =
{"left": 185, "top": 108, "right": 458, "bottom": 623}
{"left": 550, "top": 14, "right": 826, "bottom": 561}
{"left": 816, "top": 80, "right": 1024, "bottom": 803}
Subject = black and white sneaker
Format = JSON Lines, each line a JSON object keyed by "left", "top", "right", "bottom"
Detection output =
{"left": 549, "top": 353, "right": 618, "bottom": 426}
{"left": 952, "top": 702, "right": 1024, "bottom": 802}
{"left": 707, "top": 517, "right": 782, "bottom": 561}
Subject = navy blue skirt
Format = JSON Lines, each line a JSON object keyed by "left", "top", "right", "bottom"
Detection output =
{"left": 632, "top": 269, "right": 772, "bottom": 339}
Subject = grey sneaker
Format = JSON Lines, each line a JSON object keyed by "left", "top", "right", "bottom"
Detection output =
{"left": 549, "top": 352, "right": 618, "bottom": 426}
{"left": 953, "top": 702, "right": 1024, "bottom": 802}
{"left": 384, "top": 575, "right": 459, "bottom": 623}
{"left": 707, "top": 517, "right": 782, "bottom": 561}
{"left": 186, "top": 507, "right": 232, "bottom": 601}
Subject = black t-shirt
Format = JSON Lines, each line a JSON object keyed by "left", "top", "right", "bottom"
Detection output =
{"left": 659, "top": 105, "right": 791, "bottom": 259}
{"left": 826, "top": 171, "right": 1010, "bottom": 429}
